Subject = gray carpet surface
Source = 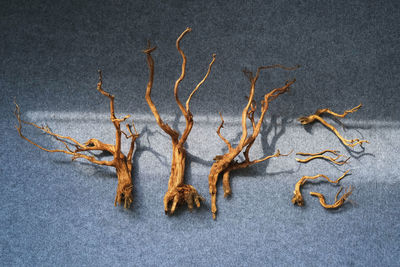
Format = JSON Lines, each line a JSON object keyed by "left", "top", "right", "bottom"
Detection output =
{"left": 1, "top": 0, "right": 399, "bottom": 266}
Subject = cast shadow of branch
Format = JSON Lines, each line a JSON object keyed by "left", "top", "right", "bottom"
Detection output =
{"left": 229, "top": 114, "right": 296, "bottom": 178}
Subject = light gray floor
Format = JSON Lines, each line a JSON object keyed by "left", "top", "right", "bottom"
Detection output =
{"left": 1, "top": 0, "right": 399, "bottom": 266}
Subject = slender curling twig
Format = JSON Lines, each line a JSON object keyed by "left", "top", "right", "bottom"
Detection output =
{"left": 296, "top": 149, "right": 350, "bottom": 165}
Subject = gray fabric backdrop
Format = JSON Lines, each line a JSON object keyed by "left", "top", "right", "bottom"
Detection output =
{"left": 1, "top": 0, "right": 399, "bottom": 266}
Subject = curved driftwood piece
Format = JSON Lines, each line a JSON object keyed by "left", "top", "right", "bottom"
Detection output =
{"left": 298, "top": 104, "right": 369, "bottom": 148}
{"left": 291, "top": 170, "right": 350, "bottom": 206}
{"left": 310, "top": 185, "right": 353, "bottom": 209}
{"left": 15, "top": 70, "right": 139, "bottom": 209}
{"left": 208, "top": 64, "right": 299, "bottom": 219}
{"left": 144, "top": 28, "right": 216, "bottom": 214}
{"left": 295, "top": 149, "right": 350, "bottom": 165}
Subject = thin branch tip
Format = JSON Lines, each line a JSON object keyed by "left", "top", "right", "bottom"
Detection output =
{"left": 143, "top": 46, "right": 157, "bottom": 54}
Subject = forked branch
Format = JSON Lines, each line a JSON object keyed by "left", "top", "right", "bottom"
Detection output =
{"left": 15, "top": 70, "right": 139, "bottom": 209}
{"left": 209, "top": 64, "right": 299, "bottom": 219}
{"left": 14, "top": 102, "right": 114, "bottom": 166}
{"left": 298, "top": 104, "right": 369, "bottom": 148}
{"left": 144, "top": 28, "right": 215, "bottom": 214}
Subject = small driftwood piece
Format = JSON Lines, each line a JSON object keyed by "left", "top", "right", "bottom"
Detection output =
{"left": 15, "top": 71, "right": 139, "bottom": 208}
{"left": 208, "top": 64, "right": 299, "bottom": 219}
{"left": 310, "top": 185, "right": 353, "bottom": 209}
{"left": 298, "top": 104, "right": 369, "bottom": 148}
{"left": 144, "top": 27, "right": 216, "bottom": 214}
{"left": 291, "top": 170, "right": 350, "bottom": 207}
{"left": 295, "top": 149, "right": 350, "bottom": 165}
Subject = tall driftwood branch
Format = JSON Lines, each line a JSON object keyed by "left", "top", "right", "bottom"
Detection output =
{"left": 144, "top": 28, "right": 216, "bottom": 214}
{"left": 291, "top": 170, "right": 350, "bottom": 207}
{"left": 298, "top": 104, "right": 369, "bottom": 148}
{"left": 15, "top": 70, "right": 139, "bottom": 209}
{"left": 208, "top": 64, "right": 299, "bottom": 219}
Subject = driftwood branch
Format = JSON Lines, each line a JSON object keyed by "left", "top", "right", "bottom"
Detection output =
{"left": 208, "top": 64, "right": 299, "bottom": 219}
{"left": 298, "top": 104, "right": 369, "bottom": 148}
{"left": 296, "top": 149, "right": 350, "bottom": 165}
{"left": 310, "top": 185, "right": 353, "bottom": 209}
{"left": 291, "top": 170, "right": 350, "bottom": 207}
{"left": 15, "top": 70, "right": 139, "bottom": 209}
{"left": 144, "top": 28, "right": 215, "bottom": 214}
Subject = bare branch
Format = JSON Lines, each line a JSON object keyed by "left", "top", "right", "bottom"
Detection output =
{"left": 15, "top": 67, "right": 139, "bottom": 210}
{"left": 97, "top": 70, "right": 117, "bottom": 123}
{"left": 296, "top": 149, "right": 350, "bottom": 165}
{"left": 298, "top": 104, "right": 369, "bottom": 148}
{"left": 315, "top": 103, "right": 362, "bottom": 118}
{"left": 228, "top": 149, "right": 292, "bottom": 171}
{"left": 238, "top": 75, "right": 257, "bottom": 148}
{"left": 144, "top": 42, "right": 179, "bottom": 141}
{"left": 185, "top": 53, "right": 216, "bottom": 112}
{"left": 126, "top": 121, "right": 140, "bottom": 162}
{"left": 291, "top": 170, "right": 350, "bottom": 206}
{"left": 96, "top": 70, "right": 129, "bottom": 157}
{"left": 208, "top": 64, "right": 298, "bottom": 219}
{"left": 145, "top": 29, "right": 213, "bottom": 215}
{"left": 173, "top": 27, "right": 192, "bottom": 118}
{"left": 243, "top": 79, "right": 296, "bottom": 156}
{"left": 242, "top": 69, "right": 254, "bottom": 82}
{"left": 216, "top": 112, "right": 232, "bottom": 150}
{"left": 296, "top": 149, "right": 340, "bottom": 156}
{"left": 179, "top": 53, "right": 216, "bottom": 145}
{"left": 14, "top": 102, "right": 114, "bottom": 166}
{"left": 246, "top": 96, "right": 257, "bottom": 130}
{"left": 71, "top": 153, "right": 115, "bottom": 166}
{"left": 251, "top": 149, "right": 292, "bottom": 164}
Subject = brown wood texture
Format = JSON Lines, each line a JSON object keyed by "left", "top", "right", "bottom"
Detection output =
{"left": 291, "top": 170, "right": 350, "bottom": 207}
{"left": 144, "top": 28, "right": 216, "bottom": 214}
{"left": 298, "top": 104, "right": 369, "bottom": 148}
{"left": 295, "top": 149, "right": 350, "bottom": 165}
{"left": 15, "top": 71, "right": 139, "bottom": 209}
{"left": 208, "top": 65, "right": 299, "bottom": 219}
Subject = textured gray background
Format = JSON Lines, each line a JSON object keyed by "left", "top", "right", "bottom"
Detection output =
{"left": 1, "top": 0, "right": 399, "bottom": 266}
